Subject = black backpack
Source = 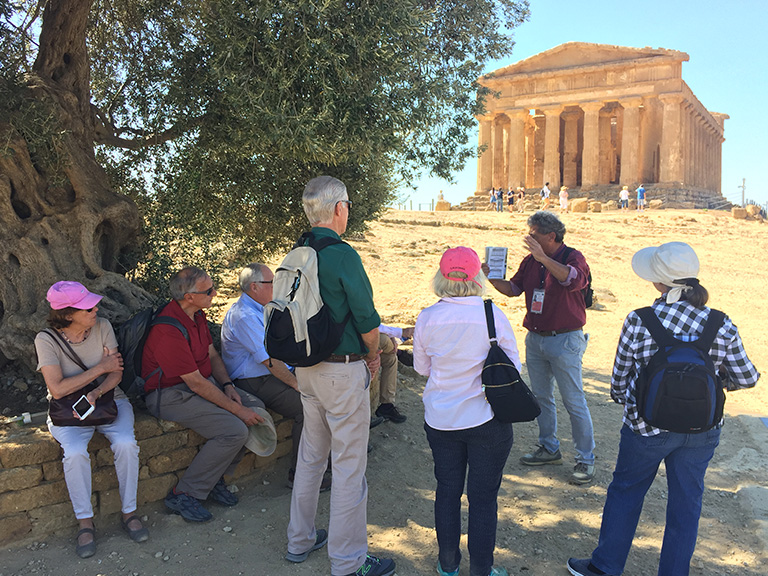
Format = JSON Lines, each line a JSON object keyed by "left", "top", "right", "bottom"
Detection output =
{"left": 558, "top": 246, "right": 594, "bottom": 308}
{"left": 117, "top": 303, "right": 189, "bottom": 398}
{"left": 634, "top": 307, "right": 726, "bottom": 433}
{"left": 264, "top": 232, "right": 352, "bottom": 367}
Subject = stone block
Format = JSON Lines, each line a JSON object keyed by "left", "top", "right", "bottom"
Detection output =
{"left": 231, "top": 452, "right": 257, "bottom": 478}
{"left": 589, "top": 202, "right": 602, "bottom": 213}
{"left": 137, "top": 474, "right": 178, "bottom": 506}
{"left": 571, "top": 198, "right": 589, "bottom": 213}
{"left": 187, "top": 430, "right": 206, "bottom": 447}
{"left": 29, "top": 501, "right": 78, "bottom": 536}
{"left": 601, "top": 202, "right": 616, "bottom": 211}
{"left": 746, "top": 204, "right": 761, "bottom": 217}
{"left": 0, "top": 481, "right": 69, "bottom": 515}
{"left": 435, "top": 200, "right": 451, "bottom": 211}
{"left": 0, "top": 431, "right": 61, "bottom": 467}
{"left": 0, "top": 465, "right": 43, "bottom": 493}
{"left": 42, "top": 460, "right": 64, "bottom": 481}
{"left": 0, "top": 513, "right": 32, "bottom": 542}
{"left": 275, "top": 419, "right": 293, "bottom": 442}
{"left": 98, "top": 488, "right": 123, "bottom": 515}
{"left": 649, "top": 199, "right": 664, "bottom": 209}
{"left": 138, "top": 431, "right": 188, "bottom": 462}
{"left": 95, "top": 447, "right": 115, "bottom": 467}
{"left": 134, "top": 413, "right": 163, "bottom": 440}
{"left": 732, "top": 207, "right": 748, "bottom": 219}
{"left": 92, "top": 465, "right": 119, "bottom": 491}
{"left": 88, "top": 433, "right": 110, "bottom": 451}
{"left": 139, "top": 465, "right": 151, "bottom": 479}
{"left": 157, "top": 419, "right": 185, "bottom": 433}
{"left": 147, "top": 446, "right": 198, "bottom": 475}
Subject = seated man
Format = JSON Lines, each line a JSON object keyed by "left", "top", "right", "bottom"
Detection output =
{"left": 142, "top": 266, "right": 264, "bottom": 523}
{"left": 221, "top": 263, "right": 330, "bottom": 489}
{"left": 372, "top": 325, "right": 414, "bottom": 424}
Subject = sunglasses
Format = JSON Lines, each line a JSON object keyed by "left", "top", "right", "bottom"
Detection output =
{"left": 189, "top": 286, "right": 216, "bottom": 296}
{"left": 256, "top": 280, "right": 273, "bottom": 284}
{"left": 338, "top": 200, "right": 352, "bottom": 210}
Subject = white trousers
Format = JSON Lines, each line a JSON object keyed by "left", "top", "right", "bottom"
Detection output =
{"left": 48, "top": 397, "right": 139, "bottom": 519}
{"left": 287, "top": 360, "right": 371, "bottom": 575}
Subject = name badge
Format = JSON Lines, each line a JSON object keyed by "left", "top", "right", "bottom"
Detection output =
{"left": 531, "top": 288, "right": 545, "bottom": 314}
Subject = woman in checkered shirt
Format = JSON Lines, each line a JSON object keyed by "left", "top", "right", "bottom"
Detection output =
{"left": 568, "top": 242, "right": 760, "bottom": 576}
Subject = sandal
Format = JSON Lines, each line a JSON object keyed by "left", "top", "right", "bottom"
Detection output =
{"left": 75, "top": 526, "right": 96, "bottom": 558}
{"left": 121, "top": 514, "right": 149, "bottom": 543}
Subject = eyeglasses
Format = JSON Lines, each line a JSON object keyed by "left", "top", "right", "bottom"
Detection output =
{"left": 338, "top": 200, "right": 352, "bottom": 210}
{"left": 189, "top": 286, "right": 215, "bottom": 296}
{"left": 256, "top": 280, "right": 273, "bottom": 284}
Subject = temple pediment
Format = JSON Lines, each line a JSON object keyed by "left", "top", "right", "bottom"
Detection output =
{"left": 486, "top": 42, "right": 689, "bottom": 79}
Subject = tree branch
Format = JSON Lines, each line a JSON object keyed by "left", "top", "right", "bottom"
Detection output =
{"left": 92, "top": 104, "right": 204, "bottom": 149}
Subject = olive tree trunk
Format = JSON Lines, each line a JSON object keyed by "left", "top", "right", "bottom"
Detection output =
{"left": 0, "top": 0, "right": 153, "bottom": 369}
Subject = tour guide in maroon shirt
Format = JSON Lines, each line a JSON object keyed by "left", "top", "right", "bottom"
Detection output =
{"left": 484, "top": 210, "right": 596, "bottom": 485}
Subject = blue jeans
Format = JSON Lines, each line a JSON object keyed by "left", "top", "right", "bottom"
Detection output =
{"left": 591, "top": 425, "right": 721, "bottom": 576}
{"left": 525, "top": 330, "right": 594, "bottom": 464}
{"left": 425, "top": 419, "right": 514, "bottom": 576}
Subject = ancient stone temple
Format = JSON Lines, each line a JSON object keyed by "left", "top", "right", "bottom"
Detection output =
{"left": 475, "top": 43, "right": 727, "bottom": 202}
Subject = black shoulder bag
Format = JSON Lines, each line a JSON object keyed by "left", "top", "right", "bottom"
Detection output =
{"left": 44, "top": 329, "right": 118, "bottom": 427}
{"left": 481, "top": 300, "right": 541, "bottom": 423}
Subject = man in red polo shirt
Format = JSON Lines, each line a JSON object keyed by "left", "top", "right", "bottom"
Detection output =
{"left": 142, "top": 266, "right": 264, "bottom": 522}
{"left": 484, "top": 211, "right": 596, "bottom": 485}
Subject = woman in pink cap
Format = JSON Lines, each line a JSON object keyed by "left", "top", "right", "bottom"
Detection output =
{"left": 34, "top": 281, "right": 148, "bottom": 558}
{"left": 414, "top": 247, "right": 521, "bottom": 576}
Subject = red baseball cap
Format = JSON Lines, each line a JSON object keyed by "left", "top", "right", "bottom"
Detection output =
{"left": 439, "top": 247, "right": 482, "bottom": 286}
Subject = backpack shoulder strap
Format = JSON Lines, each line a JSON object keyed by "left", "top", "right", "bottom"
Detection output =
{"left": 483, "top": 299, "right": 497, "bottom": 343}
{"left": 149, "top": 303, "right": 190, "bottom": 342}
{"left": 635, "top": 307, "right": 677, "bottom": 348}
{"left": 557, "top": 246, "right": 574, "bottom": 265}
{"left": 44, "top": 328, "right": 89, "bottom": 372}
{"left": 695, "top": 309, "right": 725, "bottom": 353}
{"left": 295, "top": 231, "right": 345, "bottom": 252}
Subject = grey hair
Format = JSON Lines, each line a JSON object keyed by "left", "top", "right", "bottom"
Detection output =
{"left": 527, "top": 210, "right": 566, "bottom": 243}
{"left": 239, "top": 263, "right": 266, "bottom": 292}
{"left": 431, "top": 269, "right": 486, "bottom": 298}
{"left": 169, "top": 266, "right": 209, "bottom": 301}
{"left": 303, "top": 176, "right": 348, "bottom": 225}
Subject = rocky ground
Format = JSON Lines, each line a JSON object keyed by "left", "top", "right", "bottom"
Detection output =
{"left": 1, "top": 207, "right": 766, "bottom": 576}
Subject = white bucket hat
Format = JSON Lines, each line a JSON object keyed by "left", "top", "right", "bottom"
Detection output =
{"left": 631, "top": 242, "right": 700, "bottom": 303}
{"left": 244, "top": 407, "right": 277, "bottom": 457}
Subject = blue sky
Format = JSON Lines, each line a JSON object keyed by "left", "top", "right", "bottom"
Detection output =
{"left": 402, "top": 0, "right": 768, "bottom": 208}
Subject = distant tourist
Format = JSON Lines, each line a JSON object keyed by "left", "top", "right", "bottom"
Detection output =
{"left": 517, "top": 187, "right": 526, "bottom": 213}
{"left": 619, "top": 186, "right": 630, "bottom": 210}
{"left": 636, "top": 184, "right": 646, "bottom": 211}
{"left": 507, "top": 187, "right": 515, "bottom": 212}
{"left": 495, "top": 188, "right": 504, "bottom": 212}
{"left": 559, "top": 186, "right": 569, "bottom": 212}
{"left": 540, "top": 182, "right": 551, "bottom": 209}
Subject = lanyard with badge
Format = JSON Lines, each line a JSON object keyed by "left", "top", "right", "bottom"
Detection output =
{"left": 530, "top": 263, "right": 547, "bottom": 314}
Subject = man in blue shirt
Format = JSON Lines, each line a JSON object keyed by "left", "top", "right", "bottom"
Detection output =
{"left": 221, "top": 263, "right": 329, "bottom": 490}
{"left": 636, "top": 184, "right": 646, "bottom": 211}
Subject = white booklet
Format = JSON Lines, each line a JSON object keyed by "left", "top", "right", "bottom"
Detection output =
{"left": 485, "top": 246, "right": 508, "bottom": 279}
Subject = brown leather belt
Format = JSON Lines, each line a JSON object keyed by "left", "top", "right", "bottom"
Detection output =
{"left": 325, "top": 353, "right": 365, "bottom": 363}
{"left": 531, "top": 328, "right": 580, "bottom": 337}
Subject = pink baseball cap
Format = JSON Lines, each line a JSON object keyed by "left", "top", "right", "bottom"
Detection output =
{"left": 440, "top": 247, "right": 482, "bottom": 286}
{"left": 46, "top": 281, "right": 103, "bottom": 310}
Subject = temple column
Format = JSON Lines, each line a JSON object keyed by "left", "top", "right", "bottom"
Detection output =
{"left": 682, "top": 103, "right": 693, "bottom": 186}
{"left": 660, "top": 94, "right": 684, "bottom": 183}
{"left": 581, "top": 102, "right": 603, "bottom": 189}
{"left": 694, "top": 115, "right": 703, "bottom": 187}
{"left": 542, "top": 106, "right": 563, "bottom": 188}
{"left": 562, "top": 110, "right": 580, "bottom": 187}
{"left": 492, "top": 117, "right": 504, "bottom": 188}
{"left": 716, "top": 136, "right": 724, "bottom": 195}
{"left": 506, "top": 109, "right": 528, "bottom": 190}
{"left": 525, "top": 121, "right": 535, "bottom": 189}
{"left": 477, "top": 116, "right": 493, "bottom": 193}
{"left": 619, "top": 98, "right": 642, "bottom": 185}
{"left": 598, "top": 110, "right": 613, "bottom": 184}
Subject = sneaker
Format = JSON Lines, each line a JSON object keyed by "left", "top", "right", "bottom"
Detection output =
{"left": 376, "top": 403, "right": 407, "bottom": 424}
{"left": 287, "top": 469, "right": 332, "bottom": 493}
{"left": 340, "top": 554, "right": 396, "bottom": 576}
{"left": 370, "top": 415, "right": 385, "bottom": 429}
{"left": 489, "top": 568, "right": 509, "bottom": 576}
{"left": 570, "top": 463, "right": 595, "bottom": 485}
{"left": 165, "top": 489, "right": 213, "bottom": 522}
{"left": 567, "top": 558, "right": 613, "bottom": 576}
{"left": 209, "top": 477, "right": 238, "bottom": 506}
{"left": 436, "top": 560, "right": 459, "bottom": 576}
{"left": 520, "top": 446, "right": 563, "bottom": 466}
{"left": 396, "top": 348, "right": 414, "bottom": 367}
{"left": 285, "top": 528, "right": 328, "bottom": 563}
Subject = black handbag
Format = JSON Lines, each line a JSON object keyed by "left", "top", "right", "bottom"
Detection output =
{"left": 44, "top": 329, "right": 118, "bottom": 427}
{"left": 481, "top": 300, "right": 541, "bottom": 423}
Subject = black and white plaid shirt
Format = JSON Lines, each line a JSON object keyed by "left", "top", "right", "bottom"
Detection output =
{"left": 611, "top": 297, "right": 760, "bottom": 436}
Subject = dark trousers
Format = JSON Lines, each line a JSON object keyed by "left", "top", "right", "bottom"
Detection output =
{"left": 425, "top": 419, "right": 513, "bottom": 576}
{"left": 235, "top": 374, "right": 304, "bottom": 469}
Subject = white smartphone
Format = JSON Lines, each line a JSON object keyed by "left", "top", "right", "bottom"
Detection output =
{"left": 72, "top": 395, "right": 95, "bottom": 420}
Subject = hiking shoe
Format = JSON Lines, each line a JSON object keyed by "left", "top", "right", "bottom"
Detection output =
{"left": 396, "top": 348, "right": 414, "bottom": 367}
{"left": 567, "top": 558, "right": 614, "bottom": 576}
{"left": 340, "top": 554, "right": 396, "bottom": 576}
{"left": 570, "top": 463, "right": 595, "bottom": 485}
{"left": 165, "top": 489, "right": 213, "bottom": 522}
{"left": 209, "top": 477, "right": 238, "bottom": 506}
{"left": 520, "top": 446, "right": 563, "bottom": 466}
{"left": 489, "top": 568, "right": 509, "bottom": 576}
{"left": 285, "top": 528, "right": 328, "bottom": 563}
{"left": 287, "top": 469, "right": 332, "bottom": 493}
{"left": 370, "top": 415, "right": 385, "bottom": 429}
{"left": 437, "top": 560, "right": 459, "bottom": 576}
{"left": 376, "top": 403, "right": 407, "bottom": 424}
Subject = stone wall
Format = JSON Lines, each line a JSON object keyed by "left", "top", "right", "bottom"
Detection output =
{"left": 0, "top": 408, "right": 292, "bottom": 545}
